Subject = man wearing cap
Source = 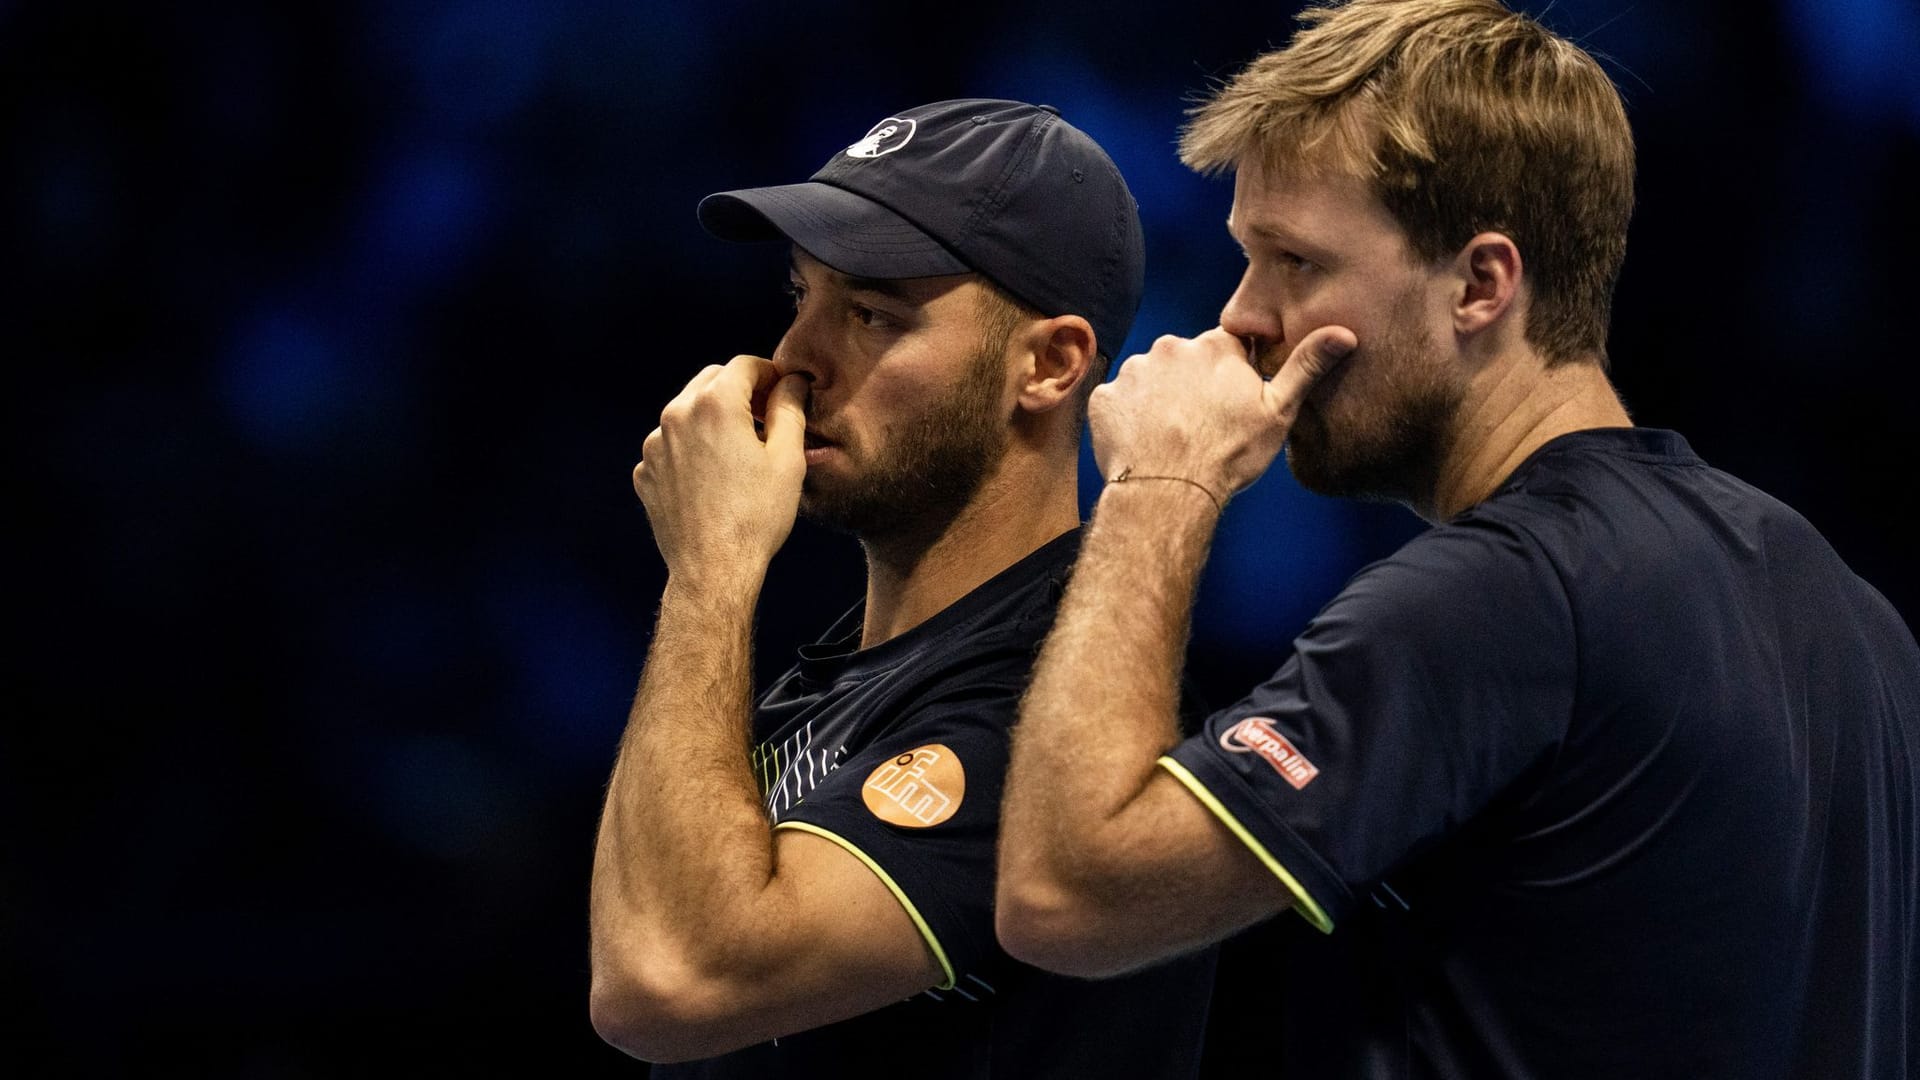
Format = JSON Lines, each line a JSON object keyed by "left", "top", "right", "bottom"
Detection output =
{"left": 587, "top": 99, "right": 1216, "bottom": 1075}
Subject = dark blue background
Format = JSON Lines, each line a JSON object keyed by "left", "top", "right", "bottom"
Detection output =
{"left": 11, "top": 0, "right": 1917, "bottom": 1073}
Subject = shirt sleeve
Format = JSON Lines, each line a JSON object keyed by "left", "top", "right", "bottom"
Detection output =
{"left": 772, "top": 692, "right": 1012, "bottom": 990}
{"left": 1163, "top": 516, "right": 1577, "bottom": 931}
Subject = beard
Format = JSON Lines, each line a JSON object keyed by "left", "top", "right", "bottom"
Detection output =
{"left": 1284, "top": 304, "right": 1462, "bottom": 507}
{"left": 798, "top": 334, "right": 1009, "bottom": 544}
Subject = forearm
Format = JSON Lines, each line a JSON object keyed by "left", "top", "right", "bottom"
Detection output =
{"left": 998, "top": 327, "right": 1351, "bottom": 974}
{"left": 590, "top": 570, "right": 947, "bottom": 1059}
{"left": 1002, "top": 481, "right": 1218, "bottom": 900}
{"left": 590, "top": 572, "right": 777, "bottom": 995}
{"left": 1000, "top": 482, "right": 1295, "bottom": 975}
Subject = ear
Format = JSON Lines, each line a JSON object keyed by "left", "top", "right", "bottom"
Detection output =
{"left": 1015, "top": 315, "right": 1097, "bottom": 415}
{"left": 1451, "top": 232, "right": 1523, "bottom": 339}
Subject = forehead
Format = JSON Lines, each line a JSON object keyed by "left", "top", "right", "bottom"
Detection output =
{"left": 1226, "top": 159, "right": 1409, "bottom": 257}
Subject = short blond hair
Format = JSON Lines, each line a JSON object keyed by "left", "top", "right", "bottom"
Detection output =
{"left": 1181, "top": 0, "right": 1635, "bottom": 365}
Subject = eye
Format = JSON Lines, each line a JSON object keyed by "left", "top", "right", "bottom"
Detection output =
{"left": 1279, "top": 251, "right": 1315, "bottom": 272}
{"left": 783, "top": 280, "right": 806, "bottom": 309}
{"left": 848, "top": 302, "right": 903, "bottom": 331}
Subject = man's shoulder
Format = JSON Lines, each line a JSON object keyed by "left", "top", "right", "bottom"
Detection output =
{"left": 1334, "top": 509, "right": 1565, "bottom": 623}
{"left": 1474, "top": 426, "right": 1868, "bottom": 603}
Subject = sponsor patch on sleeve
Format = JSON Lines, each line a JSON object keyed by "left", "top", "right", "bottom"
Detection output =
{"left": 1220, "top": 717, "right": 1320, "bottom": 790}
{"left": 862, "top": 744, "right": 965, "bottom": 828}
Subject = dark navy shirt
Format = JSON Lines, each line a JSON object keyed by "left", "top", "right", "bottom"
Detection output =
{"left": 1165, "top": 428, "right": 1919, "bottom": 1079}
{"left": 659, "top": 528, "right": 1216, "bottom": 1079}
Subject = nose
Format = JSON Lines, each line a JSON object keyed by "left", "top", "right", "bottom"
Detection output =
{"left": 771, "top": 317, "right": 830, "bottom": 391}
{"left": 1218, "top": 265, "right": 1283, "bottom": 356}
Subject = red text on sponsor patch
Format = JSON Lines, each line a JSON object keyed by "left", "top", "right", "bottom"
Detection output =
{"left": 1219, "top": 717, "right": 1320, "bottom": 790}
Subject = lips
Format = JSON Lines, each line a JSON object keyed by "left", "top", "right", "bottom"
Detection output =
{"left": 803, "top": 429, "right": 839, "bottom": 467}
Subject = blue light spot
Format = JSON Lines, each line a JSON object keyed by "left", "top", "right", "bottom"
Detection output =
{"left": 1781, "top": 0, "right": 1920, "bottom": 126}
{"left": 480, "top": 549, "right": 636, "bottom": 771}
{"left": 407, "top": 0, "right": 556, "bottom": 130}
{"left": 360, "top": 150, "right": 493, "bottom": 289}
{"left": 219, "top": 308, "right": 352, "bottom": 452}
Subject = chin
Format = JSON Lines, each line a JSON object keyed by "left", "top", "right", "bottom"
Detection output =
{"left": 1285, "top": 406, "right": 1432, "bottom": 506}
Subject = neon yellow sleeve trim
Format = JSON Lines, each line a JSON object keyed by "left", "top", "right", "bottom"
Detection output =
{"left": 1156, "top": 756, "right": 1336, "bottom": 934}
{"left": 773, "top": 820, "right": 958, "bottom": 990}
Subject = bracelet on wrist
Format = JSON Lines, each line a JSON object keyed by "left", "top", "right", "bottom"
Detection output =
{"left": 1105, "top": 465, "right": 1226, "bottom": 514}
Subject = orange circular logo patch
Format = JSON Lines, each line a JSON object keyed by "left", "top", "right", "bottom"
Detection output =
{"left": 861, "top": 744, "right": 965, "bottom": 828}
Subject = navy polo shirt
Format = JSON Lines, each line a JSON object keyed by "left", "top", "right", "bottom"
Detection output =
{"left": 660, "top": 528, "right": 1216, "bottom": 1079}
{"left": 1165, "top": 428, "right": 1919, "bottom": 1079}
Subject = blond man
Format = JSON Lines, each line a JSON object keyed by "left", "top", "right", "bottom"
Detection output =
{"left": 995, "top": 2, "right": 1919, "bottom": 1077}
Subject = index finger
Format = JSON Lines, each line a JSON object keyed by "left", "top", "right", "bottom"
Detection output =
{"left": 716, "top": 353, "right": 778, "bottom": 397}
{"left": 760, "top": 372, "right": 810, "bottom": 458}
{"left": 714, "top": 354, "right": 793, "bottom": 420}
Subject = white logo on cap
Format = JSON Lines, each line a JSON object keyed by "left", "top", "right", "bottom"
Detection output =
{"left": 845, "top": 117, "right": 916, "bottom": 159}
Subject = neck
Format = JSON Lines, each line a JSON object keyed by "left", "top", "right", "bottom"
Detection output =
{"left": 858, "top": 441, "right": 1080, "bottom": 649}
{"left": 1423, "top": 352, "right": 1632, "bottom": 521}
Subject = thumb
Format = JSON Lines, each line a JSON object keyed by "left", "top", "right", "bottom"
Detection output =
{"left": 1263, "top": 325, "right": 1356, "bottom": 424}
{"left": 761, "top": 372, "right": 810, "bottom": 459}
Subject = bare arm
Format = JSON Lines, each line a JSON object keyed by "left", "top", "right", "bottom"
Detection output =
{"left": 589, "top": 356, "right": 939, "bottom": 1062}
{"left": 996, "top": 327, "right": 1354, "bottom": 978}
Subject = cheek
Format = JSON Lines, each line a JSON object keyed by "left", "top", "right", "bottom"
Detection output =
{"left": 832, "top": 369, "right": 922, "bottom": 447}
{"left": 1302, "top": 352, "right": 1365, "bottom": 422}
{"left": 1296, "top": 294, "right": 1421, "bottom": 374}
{"left": 1309, "top": 325, "right": 1401, "bottom": 414}
{"left": 1278, "top": 279, "right": 1368, "bottom": 348}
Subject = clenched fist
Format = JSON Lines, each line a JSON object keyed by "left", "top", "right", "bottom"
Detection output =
{"left": 1090, "top": 325, "right": 1356, "bottom": 504}
{"left": 633, "top": 354, "right": 811, "bottom": 589}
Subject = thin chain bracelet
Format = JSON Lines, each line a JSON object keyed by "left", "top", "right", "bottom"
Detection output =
{"left": 1106, "top": 465, "right": 1226, "bottom": 514}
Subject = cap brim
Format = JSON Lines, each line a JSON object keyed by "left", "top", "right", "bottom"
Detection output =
{"left": 697, "top": 182, "right": 970, "bottom": 280}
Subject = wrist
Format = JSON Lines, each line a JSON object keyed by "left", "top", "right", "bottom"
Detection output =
{"left": 1098, "top": 467, "right": 1228, "bottom": 519}
{"left": 1090, "top": 477, "right": 1222, "bottom": 573}
{"left": 661, "top": 566, "right": 765, "bottom": 613}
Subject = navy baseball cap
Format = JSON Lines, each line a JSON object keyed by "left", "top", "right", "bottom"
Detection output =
{"left": 698, "top": 98, "right": 1146, "bottom": 359}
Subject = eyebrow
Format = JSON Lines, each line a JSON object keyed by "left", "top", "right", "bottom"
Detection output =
{"left": 787, "top": 256, "right": 921, "bottom": 305}
{"left": 1228, "top": 218, "right": 1344, "bottom": 269}
{"left": 1228, "top": 218, "right": 1306, "bottom": 246}
{"left": 842, "top": 274, "right": 919, "bottom": 304}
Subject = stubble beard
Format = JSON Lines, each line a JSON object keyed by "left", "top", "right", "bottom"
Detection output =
{"left": 1284, "top": 310, "right": 1462, "bottom": 508}
{"left": 798, "top": 334, "right": 1010, "bottom": 546}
